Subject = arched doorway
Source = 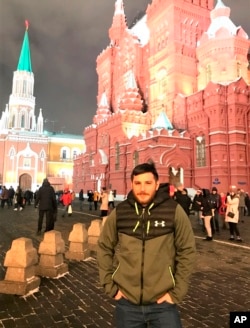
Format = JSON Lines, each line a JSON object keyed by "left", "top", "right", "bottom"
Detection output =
{"left": 19, "top": 174, "right": 32, "bottom": 191}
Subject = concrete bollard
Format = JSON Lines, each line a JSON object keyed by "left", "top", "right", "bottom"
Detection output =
{"left": 36, "top": 230, "right": 68, "bottom": 278}
{"left": 65, "top": 223, "right": 90, "bottom": 261}
{"left": 88, "top": 219, "right": 103, "bottom": 251}
{"left": 0, "top": 237, "right": 40, "bottom": 295}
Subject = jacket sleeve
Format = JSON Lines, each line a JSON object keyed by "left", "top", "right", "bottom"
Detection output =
{"left": 97, "top": 209, "right": 119, "bottom": 298}
{"left": 169, "top": 204, "right": 196, "bottom": 303}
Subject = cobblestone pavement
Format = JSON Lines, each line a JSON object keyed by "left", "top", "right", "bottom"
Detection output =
{"left": 0, "top": 202, "right": 249, "bottom": 327}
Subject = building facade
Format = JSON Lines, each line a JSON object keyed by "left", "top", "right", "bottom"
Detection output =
{"left": 73, "top": 0, "right": 250, "bottom": 197}
{"left": 0, "top": 22, "right": 84, "bottom": 192}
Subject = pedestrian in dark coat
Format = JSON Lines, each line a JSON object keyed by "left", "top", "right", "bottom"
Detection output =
{"left": 35, "top": 178, "right": 57, "bottom": 235}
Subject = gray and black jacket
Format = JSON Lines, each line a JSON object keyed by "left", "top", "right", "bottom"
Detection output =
{"left": 97, "top": 183, "right": 196, "bottom": 305}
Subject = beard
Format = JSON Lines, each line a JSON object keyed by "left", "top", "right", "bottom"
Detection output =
{"left": 133, "top": 191, "right": 156, "bottom": 206}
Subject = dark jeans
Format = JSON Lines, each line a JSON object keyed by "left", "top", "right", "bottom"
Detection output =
{"left": 115, "top": 298, "right": 182, "bottom": 328}
{"left": 38, "top": 210, "right": 54, "bottom": 232}
{"left": 211, "top": 209, "right": 220, "bottom": 233}
{"left": 228, "top": 222, "right": 240, "bottom": 237}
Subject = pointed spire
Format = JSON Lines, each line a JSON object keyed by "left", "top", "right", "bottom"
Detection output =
{"left": 152, "top": 111, "right": 173, "bottom": 130}
{"left": 17, "top": 20, "right": 32, "bottom": 72}
{"left": 215, "top": 0, "right": 225, "bottom": 8}
{"left": 109, "top": 0, "right": 127, "bottom": 45}
{"left": 115, "top": 0, "right": 125, "bottom": 15}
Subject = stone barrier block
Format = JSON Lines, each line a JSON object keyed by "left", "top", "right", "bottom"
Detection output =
{"left": 0, "top": 238, "right": 40, "bottom": 295}
{"left": 39, "top": 254, "right": 64, "bottom": 267}
{"left": 88, "top": 219, "right": 103, "bottom": 252}
{"left": 4, "top": 238, "right": 38, "bottom": 267}
{"left": 36, "top": 230, "right": 68, "bottom": 278}
{"left": 38, "top": 230, "right": 65, "bottom": 255}
{"left": 68, "top": 223, "right": 88, "bottom": 243}
{"left": 65, "top": 223, "right": 90, "bottom": 261}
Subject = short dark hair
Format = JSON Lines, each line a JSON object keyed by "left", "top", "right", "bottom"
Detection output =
{"left": 131, "top": 162, "right": 159, "bottom": 181}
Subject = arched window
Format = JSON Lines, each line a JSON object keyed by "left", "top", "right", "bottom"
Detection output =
{"left": 133, "top": 151, "right": 139, "bottom": 168}
{"left": 115, "top": 142, "right": 120, "bottom": 170}
{"left": 21, "top": 114, "right": 25, "bottom": 128}
{"left": 196, "top": 136, "right": 206, "bottom": 167}
{"left": 60, "top": 147, "right": 70, "bottom": 161}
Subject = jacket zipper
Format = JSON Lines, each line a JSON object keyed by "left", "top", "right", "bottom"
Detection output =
{"left": 140, "top": 208, "right": 145, "bottom": 304}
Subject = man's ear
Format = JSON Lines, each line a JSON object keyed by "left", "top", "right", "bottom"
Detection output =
{"left": 156, "top": 181, "right": 160, "bottom": 190}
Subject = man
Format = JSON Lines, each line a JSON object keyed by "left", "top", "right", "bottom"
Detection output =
{"left": 35, "top": 178, "right": 57, "bottom": 235}
{"left": 97, "top": 162, "right": 196, "bottom": 328}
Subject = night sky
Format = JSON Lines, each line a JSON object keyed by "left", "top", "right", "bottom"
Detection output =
{"left": 0, "top": 0, "right": 249, "bottom": 135}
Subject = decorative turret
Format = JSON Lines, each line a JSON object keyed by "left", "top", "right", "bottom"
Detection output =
{"left": 109, "top": 0, "right": 128, "bottom": 46}
{"left": 8, "top": 20, "right": 37, "bottom": 131}
{"left": 197, "top": 0, "right": 250, "bottom": 89}
{"left": 93, "top": 92, "right": 111, "bottom": 124}
{"left": 119, "top": 70, "right": 143, "bottom": 111}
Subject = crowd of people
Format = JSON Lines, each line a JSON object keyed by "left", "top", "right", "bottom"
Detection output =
{"left": 0, "top": 185, "right": 34, "bottom": 211}
{"left": 173, "top": 183, "right": 248, "bottom": 242}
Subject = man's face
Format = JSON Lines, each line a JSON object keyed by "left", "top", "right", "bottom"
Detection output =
{"left": 131, "top": 172, "right": 159, "bottom": 206}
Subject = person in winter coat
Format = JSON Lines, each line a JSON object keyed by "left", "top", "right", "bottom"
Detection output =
{"left": 79, "top": 189, "right": 84, "bottom": 211}
{"left": 225, "top": 186, "right": 242, "bottom": 242}
{"left": 174, "top": 184, "right": 192, "bottom": 216}
{"left": 34, "top": 178, "right": 57, "bottom": 235}
{"left": 191, "top": 189, "right": 203, "bottom": 226}
{"left": 61, "top": 188, "right": 72, "bottom": 217}
{"left": 209, "top": 186, "right": 221, "bottom": 233}
{"left": 219, "top": 192, "right": 227, "bottom": 229}
{"left": 93, "top": 190, "right": 99, "bottom": 210}
{"left": 14, "top": 186, "right": 24, "bottom": 211}
{"left": 0, "top": 186, "right": 10, "bottom": 209}
{"left": 97, "top": 162, "right": 196, "bottom": 328}
{"left": 99, "top": 187, "right": 109, "bottom": 217}
{"left": 201, "top": 189, "right": 213, "bottom": 241}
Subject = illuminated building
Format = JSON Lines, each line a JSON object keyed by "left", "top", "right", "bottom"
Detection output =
{"left": 0, "top": 21, "right": 84, "bottom": 191}
{"left": 73, "top": 0, "right": 250, "bottom": 196}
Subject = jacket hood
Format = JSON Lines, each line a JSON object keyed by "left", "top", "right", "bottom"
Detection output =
{"left": 42, "top": 179, "right": 50, "bottom": 187}
{"left": 126, "top": 183, "right": 171, "bottom": 209}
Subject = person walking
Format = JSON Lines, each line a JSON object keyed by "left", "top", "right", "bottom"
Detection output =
{"left": 34, "top": 178, "right": 57, "bottom": 235}
{"left": 93, "top": 190, "right": 99, "bottom": 211}
{"left": 226, "top": 186, "right": 242, "bottom": 242}
{"left": 191, "top": 189, "right": 203, "bottom": 226}
{"left": 61, "top": 188, "right": 72, "bottom": 217}
{"left": 87, "top": 190, "right": 94, "bottom": 210}
{"left": 201, "top": 189, "right": 213, "bottom": 241}
{"left": 209, "top": 187, "right": 221, "bottom": 233}
{"left": 13, "top": 186, "right": 24, "bottom": 211}
{"left": 108, "top": 190, "right": 115, "bottom": 210}
{"left": 238, "top": 189, "right": 246, "bottom": 223}
{"left": 0, "top": 186, "right": 10, "bottom": 209}
{"left": 97, "top": 162, "right": 196, "bottom": 328}
{"left": 99, "top": 187, "right": 109, "bottom": 217}
{"left": 79, "top": 189, "right": 84, "bottom": 211}
{"left": 174, "top": 184, "right": 191, "bottom": 216}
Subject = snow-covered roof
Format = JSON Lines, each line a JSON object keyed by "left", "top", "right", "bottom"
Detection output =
{"left": 130, "top": 15, "right": 150, "bottom": 46}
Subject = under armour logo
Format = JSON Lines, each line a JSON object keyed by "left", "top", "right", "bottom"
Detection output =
{"left": 154, "top": 221, "right": 165, "bottom": 227}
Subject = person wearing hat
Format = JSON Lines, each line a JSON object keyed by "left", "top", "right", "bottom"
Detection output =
{"left": 225, "top": 186, "right": 242, "bottom": 242}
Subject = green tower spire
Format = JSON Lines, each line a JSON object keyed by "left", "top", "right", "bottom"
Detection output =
{"left": 17, "top": 20, "right": 32, "bottom": 72}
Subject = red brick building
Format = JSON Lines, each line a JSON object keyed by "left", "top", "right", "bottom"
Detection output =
{"left": 73, "top": 0, "right": 250, "bottom": 198}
